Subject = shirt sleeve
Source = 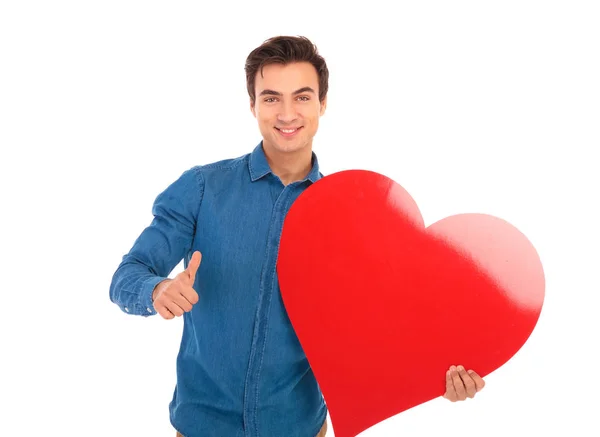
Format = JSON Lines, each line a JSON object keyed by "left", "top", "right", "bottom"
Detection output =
{"left": 109, "top": 166, "right": 204, "bottom": 316}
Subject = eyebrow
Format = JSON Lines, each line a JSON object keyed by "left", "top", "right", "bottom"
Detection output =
{"left": 258, "top": 86, "right": 316, "bottom": 97}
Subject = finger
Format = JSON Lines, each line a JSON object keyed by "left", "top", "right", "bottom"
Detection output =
{"left": 468, "top": 370, "right": 486, "bottom": 392}
{"left": 164, "top": 300, "right": 186, "bottom": 317}
{"left": 444, "top": 369, "right": 457, "bottom": 401}
{"left": 181, "top": 285, "right": 200, "bottom": 306}
{"left": 155, "top": 303, "right": 175, "bottom": 320}
{"left": 457, "top": 365, "right": 477, "bottom": 398}
{"left": 451, "top": 366, "right": 467, "bottom": 400}
{"left": 184, "top": 251, "right": 202, "bottom": 284}
{"left": 170, "top": 288, "right": 196, "bottom": 312}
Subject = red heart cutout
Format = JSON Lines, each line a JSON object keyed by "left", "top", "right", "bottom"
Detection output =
{"left": 277, "top": 170, "right": 545, "bottom": 437}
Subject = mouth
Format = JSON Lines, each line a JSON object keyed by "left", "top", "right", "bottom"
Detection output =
{"left": 275, "top": 126, "right": 303, "bottom": 138}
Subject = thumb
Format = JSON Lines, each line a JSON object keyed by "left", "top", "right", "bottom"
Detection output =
{"left": 184, "top": 251, "right": 202, "bottom": 284}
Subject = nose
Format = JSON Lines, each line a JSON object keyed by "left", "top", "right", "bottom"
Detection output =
{"left": 277, "top": 100, "right": 298, "bottom": 123}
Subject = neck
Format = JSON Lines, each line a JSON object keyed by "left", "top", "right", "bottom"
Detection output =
{"left": 262, "top": 142, "right": 313, "bottom": 186}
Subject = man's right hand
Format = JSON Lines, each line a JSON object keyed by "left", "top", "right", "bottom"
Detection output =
{"left": 152, "top": 251, "right": 202, "bottom": 320}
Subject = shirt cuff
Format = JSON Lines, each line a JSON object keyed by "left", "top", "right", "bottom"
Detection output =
{"left": 140, "top": 276, "right": 168, "bottom": 315}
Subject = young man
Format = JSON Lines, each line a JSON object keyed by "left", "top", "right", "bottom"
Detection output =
{"left": 109, "top": 35, "right": 485, "bottom": 437}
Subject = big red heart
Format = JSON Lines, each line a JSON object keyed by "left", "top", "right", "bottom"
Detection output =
{"left": 277, "top": 170, "right": 545, "bottom": 437}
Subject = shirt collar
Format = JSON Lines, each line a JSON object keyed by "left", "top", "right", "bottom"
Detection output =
{"left": 249, "top": 140, "right": 322, "bottom": 184}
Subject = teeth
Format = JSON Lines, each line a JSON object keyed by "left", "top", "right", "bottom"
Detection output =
{"left": 280, "top": 128, "right": 297, "bottom": 133}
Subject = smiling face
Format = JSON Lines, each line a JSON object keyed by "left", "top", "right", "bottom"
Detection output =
{"left": 250, "top": 61, "right": 327, "bottom": 157}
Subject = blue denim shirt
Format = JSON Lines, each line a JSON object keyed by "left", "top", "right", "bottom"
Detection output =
{"left": 109, "top": 141, "right": 328, "bottom": 437}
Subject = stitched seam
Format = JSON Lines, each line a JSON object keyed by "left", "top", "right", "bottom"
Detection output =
{"left": 199, "top": 156, "right": 247, "bottom": 172}
{"left": 192, "top": 166, "right": 205, "bottom": 228}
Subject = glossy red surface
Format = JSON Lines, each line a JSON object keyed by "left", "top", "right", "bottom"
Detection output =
{"left": 277, "top": 170, "right": 545, "bottom": 437}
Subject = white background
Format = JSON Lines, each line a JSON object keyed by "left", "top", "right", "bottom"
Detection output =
{"left": 1, "top": 1, "right": 599, "bottom": 436}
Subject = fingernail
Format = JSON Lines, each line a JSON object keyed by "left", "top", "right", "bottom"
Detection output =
{"left": 457, "top": 365, "right": 464, "bottom": 371}
{"left": 450, "top": 365, "right": 456, "bottom": 371}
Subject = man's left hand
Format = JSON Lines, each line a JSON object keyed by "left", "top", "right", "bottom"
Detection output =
{"left": 443, "top": 365, "right": 485, "bottom": 401}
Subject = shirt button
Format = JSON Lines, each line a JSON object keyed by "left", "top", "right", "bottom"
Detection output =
{"left": 147, "top": 307, "right": 153, "bottom": 313}
{"left": 124, "top": 307, "right": 129, "bottom": 312}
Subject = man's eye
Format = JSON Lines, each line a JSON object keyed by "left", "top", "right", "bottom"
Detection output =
{"left": 264, "top": 96, "right": 309, "bottom": 102}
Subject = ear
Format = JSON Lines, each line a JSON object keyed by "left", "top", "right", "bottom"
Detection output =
{"left": 250, "top": 99, "right": 256, "bottom": 117}
{"left": 319, "top": 95, "right": 327, "bottom": 116}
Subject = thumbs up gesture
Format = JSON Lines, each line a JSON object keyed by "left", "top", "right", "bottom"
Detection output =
{"left": 152, "top": 251, "right": 202, "bottom": 320}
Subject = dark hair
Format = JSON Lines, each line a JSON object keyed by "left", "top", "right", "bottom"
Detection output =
{"left": 245, "top": 35, "right": 329, "bottom": 105}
